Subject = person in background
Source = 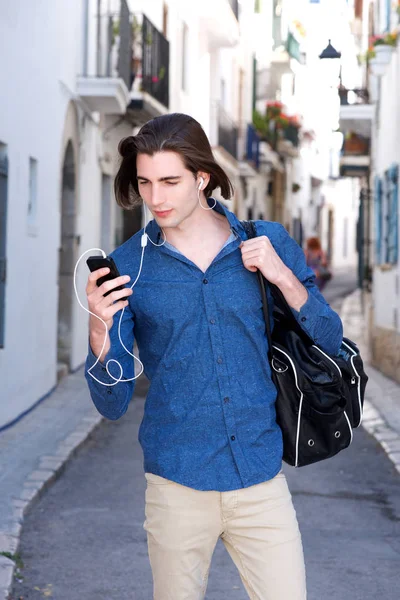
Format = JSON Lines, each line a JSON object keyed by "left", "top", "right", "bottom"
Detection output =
{"left": 304, "top": 237, "right": 332, "bottom": 291}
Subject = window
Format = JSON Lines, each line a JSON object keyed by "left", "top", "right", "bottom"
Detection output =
{"left": 28, "top": 157, "right": 38, "bottom": 232}
{"left": 385, "top": 165, "right": 399, "bottom": 264}
{"left": 181, "top": 23, "right": 188, "bottom": 91}
{"left": 376, "top": 166, "right": 399, "bottom": 266}
{"left": 374, "top": 176, "right": 383, "bottom": 264}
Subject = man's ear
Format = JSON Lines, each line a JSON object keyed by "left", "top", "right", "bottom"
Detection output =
{"left": 197, "top": 172, "right": 211, "bottom": 189}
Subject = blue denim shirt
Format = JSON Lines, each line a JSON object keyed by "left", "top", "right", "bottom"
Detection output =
{"left": 85, "top": 200, "right": 343, "bottom": 491}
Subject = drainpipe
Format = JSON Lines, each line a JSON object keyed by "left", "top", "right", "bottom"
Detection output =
{"left": 96, "top": 0, "right": 101, "bottom": 77}
{"left": 83, "top": 0, "right": 89, "bottom": 76}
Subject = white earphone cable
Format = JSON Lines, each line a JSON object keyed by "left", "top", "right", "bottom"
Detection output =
{"left": 74, "top": 246, "right": 146, "bottom": 386}
{"left": 75, "top": 181, "right": 207, "bottom": 386}
{"left": 198, "top": 178, "right": 216, "bottom": 210}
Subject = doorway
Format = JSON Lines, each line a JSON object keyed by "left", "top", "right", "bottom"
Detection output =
{"left": 57, "top": 141, "right": 77, "bottom": 377}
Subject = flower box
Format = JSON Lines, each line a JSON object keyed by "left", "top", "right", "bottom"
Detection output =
{"left": 373, "top": 44, "right": 393, "bottom": 64}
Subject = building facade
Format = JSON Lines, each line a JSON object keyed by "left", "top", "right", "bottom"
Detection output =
{"left": 0, "top": 0, "right": 271, "bottom": 428}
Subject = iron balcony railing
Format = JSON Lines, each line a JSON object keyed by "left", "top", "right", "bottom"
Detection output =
{"left": 218, "top": 105, "right": 238, "bottom": 159}
{"left": 132, "top": 13, "right": 169, "bottom": 108}
{"left": 91, "top": 0, "right": 132, "bottom": 89}
{"left": 90, "top": 2, "right": 169, "bottom": 108}
{"left": 283, "top": 124, "right": 300, "bottom": 147}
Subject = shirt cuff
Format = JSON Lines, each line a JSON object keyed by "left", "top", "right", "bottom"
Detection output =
{"left": 85, "top": 342, "right": 121, "bottom": 385}
{"left": 290, "top": 290, "right": 328, "bottom": 336}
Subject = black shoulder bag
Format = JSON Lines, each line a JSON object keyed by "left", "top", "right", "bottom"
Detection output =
{"left": 242, "top": 220, "right": 368, "bottom": 467}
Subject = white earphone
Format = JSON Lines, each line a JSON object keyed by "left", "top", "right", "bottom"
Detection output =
{"left": 197, "top": 176, "right": 216, "bottom": 210}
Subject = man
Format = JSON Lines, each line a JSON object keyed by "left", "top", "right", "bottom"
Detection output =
{"left": 85, "top": 113, "right": 343, "bottom": 599}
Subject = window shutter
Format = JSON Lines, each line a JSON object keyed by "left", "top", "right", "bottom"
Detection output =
{"left": 374, "top": 176, "right": 383, "bottom": 264}
{"left": 388, "top": 164, "right": 399, "bottom": 264}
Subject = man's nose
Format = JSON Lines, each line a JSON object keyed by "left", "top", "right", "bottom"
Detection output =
{"left": 150, "top": 186, "right": 165, "bottom": 207}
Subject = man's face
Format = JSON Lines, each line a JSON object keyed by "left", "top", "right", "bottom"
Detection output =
{"left": 136, "top": 151, "right": 202, "bottom": 229}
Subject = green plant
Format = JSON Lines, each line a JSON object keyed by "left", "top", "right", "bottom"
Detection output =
{"left": 370, "top": 31, "right": 398, "bottom": 48}
{"left": 111, "top": 18, "right": 120, "bottom": 45}
{"left": 0, "top": 551, "right": 24, "bottom": 570}
{"left": 252, "top": 105, "right": 301, "bottom": 150}
{"left": 252, "top": 109, "right": 269, "bottom": 139}
{"left": 158, "top": 65, "right": 166, "bottom": 80}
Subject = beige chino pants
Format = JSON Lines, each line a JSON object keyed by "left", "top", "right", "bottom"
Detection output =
{"left": 143, "top": 470, "right": 307, "bottom": 600}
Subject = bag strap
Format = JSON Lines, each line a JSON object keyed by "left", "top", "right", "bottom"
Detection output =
{"left": 240, "top": 220, "right": 312, "bottom": 346}
{"left": 240, "top": 220, "right": 274, "bottom": 353}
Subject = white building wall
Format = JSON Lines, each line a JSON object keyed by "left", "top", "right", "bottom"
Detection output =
{"left": 0, "top": 0, "right": 104, "bottom": 427}
{"left": 0, "top": 0, "right": 264, "bottom": 428}
{"left": 371, "top": 44, "right": 400, "bottom": 335}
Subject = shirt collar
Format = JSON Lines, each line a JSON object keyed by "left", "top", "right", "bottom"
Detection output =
{"left": 147, "top": 198, "right": 244, "bottom": 244}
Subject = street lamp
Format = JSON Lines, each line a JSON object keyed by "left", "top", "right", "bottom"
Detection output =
{"left": 319, "top": 39, "right": 342, "bottom": 86}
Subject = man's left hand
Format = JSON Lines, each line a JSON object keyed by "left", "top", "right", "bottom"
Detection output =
{"left": 239, "top": 236, "right": 290, "bottom": 285}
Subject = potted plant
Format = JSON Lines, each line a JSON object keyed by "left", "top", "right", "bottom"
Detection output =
{"left": 252, "top": 104, "right": 302, "bottom": 151}
{"left": 369, "top": 32, "right": 397, "bottom": 65}
{"left": 266, "top": 101, "right": 283, "bottom": 119}
{"left": 343, "top": 132, "right": 369, "bottom": 155}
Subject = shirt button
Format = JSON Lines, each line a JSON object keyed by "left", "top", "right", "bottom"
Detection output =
{"left": 230, "top": 435, "right": 236, "bottom": 441}
{"left": 210, "top": 318, "right": 215, "bottom": 324}
{"left": 102, "top": 367, "right": 107, "bottom": 372}
{"left": 203, "top": 278, "right": 208, "bottom": 284}
{"left": 217, "top": 357, "right": 223, "bottom": 364}
{"left": 107, "top": 389, "right": 112, "bottom": 395}
{"left": 224, "top": 397, "right": 230, "bottom": 403}
{"left": 301, "top": 317, "right": 307, "bottom": 322}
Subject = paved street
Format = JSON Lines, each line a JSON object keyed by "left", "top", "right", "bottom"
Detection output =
{"left": 9, "top": 271, "right": 400, "bottom": 599}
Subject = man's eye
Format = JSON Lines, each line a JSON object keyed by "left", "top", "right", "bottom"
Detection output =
{"left": 138, "top": 181, "right": 148, "bottom": 185}
{"left": 165, "top": 181, "right": 178, "bottom": 186}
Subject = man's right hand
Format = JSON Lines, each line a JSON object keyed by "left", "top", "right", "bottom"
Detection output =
{"left": 86, "top": 268, "right": 133, "bottom": 361}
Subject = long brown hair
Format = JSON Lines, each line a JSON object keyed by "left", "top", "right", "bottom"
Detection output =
{"left": 306, "top": 237, "right": 322, "bottom": 252}
{"left": 114, "top": 113, "right": 234, "bottom": 209}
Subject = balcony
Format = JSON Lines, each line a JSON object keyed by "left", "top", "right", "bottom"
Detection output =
{"left": 77, "top": 2, "right": 169, "bottom": 119}
{"left": 127, "top": 13, "right": 170, "bottom": 122}
{"left": 77, "top": 0, "right": 131, "bottom": 114}
{"left": 217, "top": 105, "right": 238, "bottom": 159}
{"left": 210, "top": 101, "right": 239, "bottom": 160}
{"left": 339, "top": 131, "right": 370, "bottom": 177}
{"left": 339, "top": 87, "right": 375, "bottom": 138}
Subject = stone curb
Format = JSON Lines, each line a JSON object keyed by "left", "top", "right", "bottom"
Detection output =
{"left": 0, "top": 413, "right": 103, "bottom": 599}
{"left": 340, "top": 290, "right": 400, "bottom": 477}
{"left": 360, "top": 399, "right": 400, "bottom": 476}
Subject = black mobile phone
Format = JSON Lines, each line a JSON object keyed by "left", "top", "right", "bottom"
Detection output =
{"left": 86, "top": 256, "right": 129, "bottom": 301}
